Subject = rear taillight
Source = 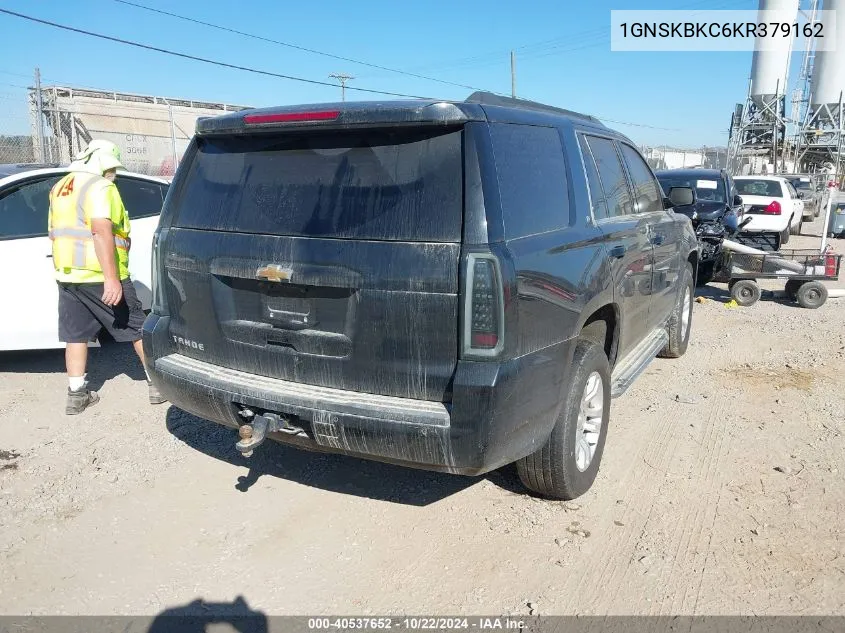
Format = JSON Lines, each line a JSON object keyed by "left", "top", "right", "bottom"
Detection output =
{"left": 825, "top": 253, "right": 837, "bottom": 276}
{"left": 463, "top": 254, "right": 504, "bottom": 357}
{"left": 243, "top": 111, "right": 340, "bottom": 124}
{"left": 764, "top": 200, "right": 782, "bottom": 215}
{"left": 150, "top": 229, "right": 169, "bottom": 315}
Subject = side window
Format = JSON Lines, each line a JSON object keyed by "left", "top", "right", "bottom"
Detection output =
{"left": 489, "top": 123, "right": 570, "bottom": 239}
{"left": 115, "top": 177, "right": 168, "bottom": 219}
{"left": 620, "top": 144, "right": 663, "bottom": 215}
{"left": 584, "top": 136, "right": 634, "bottom": 218}
{"left": 577, "top": 134, "right": 610, "bottom": 221}
{"left": 785, "top": 182, "right": 797, "bottom": 198}
{"left": 0, "top": 175, "right": 64, "bottom": 240}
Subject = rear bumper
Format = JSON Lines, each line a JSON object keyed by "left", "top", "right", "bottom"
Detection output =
{"left": 143, "top": 314, "right": 573, "bottom": 476}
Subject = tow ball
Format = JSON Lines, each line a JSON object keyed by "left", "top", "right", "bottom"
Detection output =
{"left": 236, "top": 410, "right": 304, "bottom": 457}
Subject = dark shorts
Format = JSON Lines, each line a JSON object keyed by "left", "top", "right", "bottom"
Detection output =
{"left": 58, "top": 278, "right": 146, "bottom": 344}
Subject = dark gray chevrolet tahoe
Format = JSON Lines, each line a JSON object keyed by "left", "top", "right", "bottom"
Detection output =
{"left": 143, "top": 92, "right": 700, "bottom": 499}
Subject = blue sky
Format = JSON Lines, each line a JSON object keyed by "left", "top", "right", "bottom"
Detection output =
{"left": 0, "top": 0, "right": 807, "bottom": 146}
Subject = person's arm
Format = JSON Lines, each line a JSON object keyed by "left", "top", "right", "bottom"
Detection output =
{"left": 88, "top": 182, "right": 124, "bottom": 306}
{"left": 91, "top": 218, "right": 123, "bottom": 306}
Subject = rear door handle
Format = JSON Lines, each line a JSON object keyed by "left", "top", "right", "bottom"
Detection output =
{"left": 609, "top": 245, "right": 626, "bottom": 259}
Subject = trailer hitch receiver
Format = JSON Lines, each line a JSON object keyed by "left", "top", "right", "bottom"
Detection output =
{"left": 236, "top": 412, "right": 305, "bottom": 457}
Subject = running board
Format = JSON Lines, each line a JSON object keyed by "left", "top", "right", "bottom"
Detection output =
{"left": 610, "top": 328, "right": 669, "bottom": 398}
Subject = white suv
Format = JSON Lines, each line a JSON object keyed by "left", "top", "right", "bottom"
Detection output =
{"left": 734, "top": 176, "right": 805, "bottom": 246}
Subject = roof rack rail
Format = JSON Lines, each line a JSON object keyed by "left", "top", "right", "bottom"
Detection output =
{"left": 464, "top": 91, "right": 602, "bottom": 124}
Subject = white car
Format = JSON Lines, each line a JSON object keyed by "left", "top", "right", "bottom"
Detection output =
{"left": 0, "top": 164, "right": 169, "bottom": 351}
{"left": 733, "top": 176, "right": 805, "bottom": 247}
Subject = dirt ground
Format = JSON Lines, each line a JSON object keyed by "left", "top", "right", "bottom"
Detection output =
{"left": 1, "top": 216, "right": 844, "bottom": 617}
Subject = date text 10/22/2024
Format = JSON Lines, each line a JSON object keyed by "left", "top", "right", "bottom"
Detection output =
{"left": 307, "top": 618, "right": 527, "bottom": 630}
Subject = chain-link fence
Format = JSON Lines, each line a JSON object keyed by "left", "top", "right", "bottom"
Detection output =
{"left": 0, "top": 134, "right": 37, "bottom": 164}
{"left": 0, "top": 82, "right": 248, "bottom": 177}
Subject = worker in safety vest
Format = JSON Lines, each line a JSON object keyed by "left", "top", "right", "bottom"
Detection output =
{"left": 48, "top": 140, "right": 165, "bottom": 414}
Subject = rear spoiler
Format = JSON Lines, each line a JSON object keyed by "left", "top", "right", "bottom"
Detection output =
{"left": 196, "top": 101, "right": 482, "bottom": 136}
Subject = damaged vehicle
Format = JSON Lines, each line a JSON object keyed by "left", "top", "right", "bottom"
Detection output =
{"left": 655, "top": 168, "right": 744, "bottom": 285}
{"left": 143, "top": 93, "right": 699, "bottom": 500}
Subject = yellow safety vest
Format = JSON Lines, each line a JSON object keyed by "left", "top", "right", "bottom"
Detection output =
{"left": 48, "top": 172, "right": 132, "bottom": 284}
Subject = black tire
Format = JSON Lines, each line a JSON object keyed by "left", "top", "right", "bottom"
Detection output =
{"left": 796, "top": 281, "right": 828, "bottom": 309}
{"left": 659, "top": 262, "right": 694, "bottom": 359}
{"left": 731, "top": 279, "right": 761, "bottom": 306}
{"left": 789, "top": 217, "right": 802, "bottom": 236}
{"left": 784, "top": 279, "right": 802, "bottom": 301}
{"left": 695, "top": 261, "right": 714, "bottom": 287}
{"left": 516, "top": 339, "right": 611, "bottom": 500}
{"left": 781, "top": 226, "right": 791, "bottom": 245}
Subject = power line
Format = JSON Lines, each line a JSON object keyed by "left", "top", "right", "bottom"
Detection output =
{"left": 111, "top": 0, "right": 491, "bottom": 93}
{"left": 0, "top": 21, "right": 699, "bottom": 133}
{"left": 0, "top": 9, "right": 435, "bottom": 100}
{"left": 0, "top": 69, "right": 33, "bottom": 81}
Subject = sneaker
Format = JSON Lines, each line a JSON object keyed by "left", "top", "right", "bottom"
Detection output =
{"left": 148, "top": 380, "right": 167, "bottom": 405}
{"left": 66, "top": 388, "right": 100, "bottom": 415}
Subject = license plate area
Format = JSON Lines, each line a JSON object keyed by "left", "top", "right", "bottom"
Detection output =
{"left": 261, "top": 282, "right": 313, "bottom": 330}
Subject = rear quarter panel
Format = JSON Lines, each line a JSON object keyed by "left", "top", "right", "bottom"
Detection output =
{"left": 500, "top": 121, "right": 612, "bottom": 439}
{"left": 454, "top": 118, "right": 614, "bottom": 467}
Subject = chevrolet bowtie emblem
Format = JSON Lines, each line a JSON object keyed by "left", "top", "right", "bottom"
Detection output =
{"left": 255, "top": 264, "right": 293, "bottom": 283}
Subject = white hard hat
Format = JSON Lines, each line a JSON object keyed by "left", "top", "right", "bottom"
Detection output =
{"left": 70, "top": 139, "right": 125, "bottom": 175}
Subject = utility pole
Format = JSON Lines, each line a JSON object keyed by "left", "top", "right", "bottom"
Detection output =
{"left": 168, "top": 104, "right": 178, "bottom": 172}
{"left": 329, "top": 73, "right": 354, "bottom": 102}
{"left": 510, "top": 51, "right": 516, "bottom": 98}
{"left": 34, "top": 66, "right": 45, "bottom": 162}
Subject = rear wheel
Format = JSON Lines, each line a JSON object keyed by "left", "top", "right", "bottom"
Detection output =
{"left": 781, "top": 226, "right": 791, "bottom": 245}
{"left": 516, "top": 339, "right": 610, "bottom": 500}
{"left": 731, "top": 279, "right": 760, "bottom": 306}
{"left": 790, "top": 217, "right": 803, "bottom": 236}
{"left": 659, "top": 263, "right": 694, "bottom": 358}
{"left": 796, "top": 281, "right": 828, "bottom": 309}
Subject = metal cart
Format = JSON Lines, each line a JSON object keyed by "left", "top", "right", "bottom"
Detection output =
{"left": 724, "top": 249, "right": 842, "bottom": 309}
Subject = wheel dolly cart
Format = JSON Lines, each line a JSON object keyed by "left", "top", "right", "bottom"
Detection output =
{"left": 724, "top": 249, "right": 842, "bottom": 309}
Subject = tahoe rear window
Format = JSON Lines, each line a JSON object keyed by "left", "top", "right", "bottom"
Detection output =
{"left": 173, "top": 127, "right": 464, "bottom": 242}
